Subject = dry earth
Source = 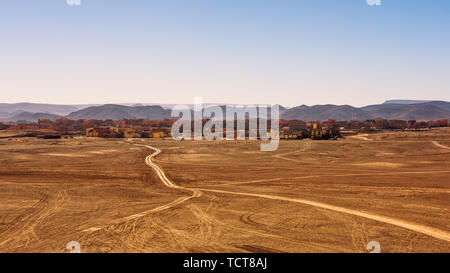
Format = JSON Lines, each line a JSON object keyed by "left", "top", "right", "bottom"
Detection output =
{"left": 0, "top": 128, "right": 449, "bottom": 252}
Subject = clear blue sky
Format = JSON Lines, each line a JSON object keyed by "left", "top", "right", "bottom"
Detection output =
{"left": 1, "top": 0, "right": 449, "bottom": 106}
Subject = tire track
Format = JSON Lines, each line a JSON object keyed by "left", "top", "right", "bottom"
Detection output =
{"left": 0, "top": 190, "right": 68, "bottom": 249}
{"left": 432, "top": 141, "right": 450, "bottom": 150}
{"left": 142, "top": 144, "right": 450, "bottom": 243}
{"left": 191, "top": 187, "right": 450, "bottom": 243}
{"left": 82, "top": 143, "right": 201, "bottom": 233}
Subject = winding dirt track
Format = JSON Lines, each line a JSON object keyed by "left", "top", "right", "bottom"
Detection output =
{"left": 143, "top": 144, "right": 202, "bottom": 196}
{"left": 143, "top": 144, "right": 450, "bottom": 243}
{"left": 80, "top": 144, "right": 203, "bottom": 233}
{"left": 432, "top": 141, "right": 450, "bottom": 150}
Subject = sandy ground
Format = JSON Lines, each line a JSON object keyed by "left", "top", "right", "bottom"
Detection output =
{"left": 0, "top": 128, "right": 449, "bottom": 253}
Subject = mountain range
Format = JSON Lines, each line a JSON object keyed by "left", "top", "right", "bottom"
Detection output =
{"left": 0, "top": 100, "right": 449, "bottom": 122}
{"left": 66, "top": 104, "right": 170, "bottom": 120}
{"left": 7, "top": 112, "right": 61, "bottom": 122}
{"left": 281, "top": 101, "right": 450, "bottom": 121}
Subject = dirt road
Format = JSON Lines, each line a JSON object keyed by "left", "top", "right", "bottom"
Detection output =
{"left": 143, "top": 144, "right": 450, "bottom": 243}
{"left": 432, "top": 141, "right": 450, "bottom": 150}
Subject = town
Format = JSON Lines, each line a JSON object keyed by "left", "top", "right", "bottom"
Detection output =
{"left": 1, "top": 117, "right": 448, "bottom": 140}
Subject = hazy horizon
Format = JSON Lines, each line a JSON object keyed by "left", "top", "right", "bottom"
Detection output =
{"left": 2, "top": 98, "right": 449, "bottom": 108}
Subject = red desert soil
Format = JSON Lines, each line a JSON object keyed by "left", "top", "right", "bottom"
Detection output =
{"left": 0, "top": 128, "right": 449, "bottom": 252}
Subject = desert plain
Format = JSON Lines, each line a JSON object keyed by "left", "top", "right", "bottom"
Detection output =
{"left": 0, "top": 128, "right": 449, "bottom": 253}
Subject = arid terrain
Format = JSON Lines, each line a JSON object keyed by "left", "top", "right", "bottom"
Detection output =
{"left": 0, "top": 128, "right": 449, "bottom": 253}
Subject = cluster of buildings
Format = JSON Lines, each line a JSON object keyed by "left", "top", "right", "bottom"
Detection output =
{"left": 84, "top": 118, "right": 173, "bottom": 138}
{"left": 0, "top": 117, "right": 448, "bottom": 140}
{"left": 279, "top": 120, "right": 340, "bottom": 140}
{"left": 279, "top": 118, "right": 450, "bottom": 140}
{"left": 85, "top": 126, "right": 171, "bottom": 139}
{"left": 84, "top": 118, "right": 450, "bottom": 140}
{"left": 0, "top": 117, "right": 174, "bottom": 139}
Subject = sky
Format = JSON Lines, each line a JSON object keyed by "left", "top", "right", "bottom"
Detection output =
{"left": 0, "top": 0, "right": 449, "bottom": 107}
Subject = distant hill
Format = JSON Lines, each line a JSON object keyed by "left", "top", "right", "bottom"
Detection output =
{"left": 281, "top": 104, "right": 374, "bottom": 121}
{"left": 384, "top": 100, "right": 434, "bottom": 105}
{"left": 362, "top": 102, "right": 450, "bottom": 120}
{"left": 66, "top": 104, "right": 171, "bottom": 120}
{"left": 421, "top": 101, "right": 450, "bottom": 111}
{"left": 0, "top": 111, "right": 10, "bottom": 118}
{"left": 8, "top": 112, "right": 61, "bottom": 122}
{"left": 0, "top": 101, "right": 449, "bottom": 122}
{"left": 201, "top": 104, "right": 287, "bottom": 120}
{"left": 0, "top": 103, "right": 81, "bottom": 116}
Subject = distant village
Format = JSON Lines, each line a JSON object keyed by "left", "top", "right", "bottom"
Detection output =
{"left": 1, "top": 116, "right": 449, "bottom": 140}
{"left": 279, "top": 118, "right": 449, "bottom": 140}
